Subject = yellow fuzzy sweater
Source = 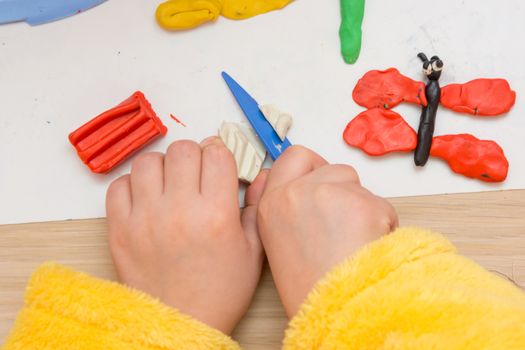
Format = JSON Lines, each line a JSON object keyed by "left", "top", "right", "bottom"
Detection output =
{"left": 3, "top": 228, "right": 525, "bottom": 349}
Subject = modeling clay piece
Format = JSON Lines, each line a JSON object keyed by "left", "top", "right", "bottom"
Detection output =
{"left": 156, "top": 0, "right": 293, "bottom": 30}
{"left": 353, "top": 68, "right": 427, "bottom": 109}
{"left": 69, "top": 92, "right": 167, "bottom": 174}
{"left": 339, "top": 0, "right": 365, "bottom": 64}
{"left": 414, "top": 53, "right": 443, "bottom": 166}
{"left": 343, "top": 108, "right": 417, "bottom": 156}
{"left": 0, "top": 0, "right": 107, "bottom": 26}
{"left": 430, "top": 134, "right": 508, "bottom": 182}
{"left": 441, "top": 79, "right": 516, "bottom": 116}
{"left": 219, "top": 122, "right": 266, "bottom": 183}
{"left": 259, "top": 105, "right": 293, "bottom": 141}
{"left": 156, "top": 0, "right": 221, "bottom": 30}
{"left": 170, "top": 113, "right": 187, "bottom": 127}
{"left": 343, "top": 53, "right": 515, "bottom": 182}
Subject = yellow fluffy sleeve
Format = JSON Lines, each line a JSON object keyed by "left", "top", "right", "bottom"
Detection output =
{"left": 2, "top": 263, "right": 240, "bottom": 350}
{"left": 284, "top": 227, "right": 525, "bottom": 349}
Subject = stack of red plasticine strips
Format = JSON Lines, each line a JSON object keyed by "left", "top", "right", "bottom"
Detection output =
{"left": 69, "top": 92, "right": 167, "bottom": 173}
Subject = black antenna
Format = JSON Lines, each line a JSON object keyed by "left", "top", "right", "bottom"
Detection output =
{"left": 418, "top": 52, "right": 429, "bottom": 63}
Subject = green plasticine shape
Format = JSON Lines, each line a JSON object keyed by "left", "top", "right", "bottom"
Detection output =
{"left": 339, "top": 0, "right": 365, "bottom": 64}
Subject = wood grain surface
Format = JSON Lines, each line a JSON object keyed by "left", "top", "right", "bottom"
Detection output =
{"left": 1, "top": 190, "right": 524, "bottom": 349}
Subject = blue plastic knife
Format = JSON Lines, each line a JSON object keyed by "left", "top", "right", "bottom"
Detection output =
{"left": 222, "top": 72, "right": 292, "bottom": 161}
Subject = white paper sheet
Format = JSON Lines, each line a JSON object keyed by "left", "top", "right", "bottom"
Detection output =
{"left": 0, "top": 0, "right": 524, "bottom": 224}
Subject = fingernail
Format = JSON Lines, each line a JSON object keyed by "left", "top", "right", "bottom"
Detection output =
{"left": 200, "top": 136, "right": 222, "bottom": 148}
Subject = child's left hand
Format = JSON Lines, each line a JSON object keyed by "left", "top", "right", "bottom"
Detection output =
{"left": 106, "top": 137, "right": 267, "bottom": 334}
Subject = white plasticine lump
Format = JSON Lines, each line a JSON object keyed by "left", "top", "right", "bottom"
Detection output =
{"left": 259, "top": 104, "right": 293, "bottom": 141}
{"left": 219, "top": 122, "right": 267, "bottom": 183}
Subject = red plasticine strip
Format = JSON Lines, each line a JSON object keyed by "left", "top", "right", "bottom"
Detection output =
{"left": 343, "top": 108, "right": 417, "bottom": 156}
{"left": 430, "top": 134, "right": 508, "bottom": 182}
{"left": 170, "top": 113, "right": 187, "bottom": 127}
{"left": 352, "top": 68, "right": 428, "bottom": 109}
{"left": 69, "top": 91, "right": 167, "bottom": 173}
{"left": 440, "top": 78, "right": 516, "bottom": 116}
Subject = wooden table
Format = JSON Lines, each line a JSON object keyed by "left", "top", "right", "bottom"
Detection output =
{"left": 1, "top": 190, "right": 524, "bottom": 349}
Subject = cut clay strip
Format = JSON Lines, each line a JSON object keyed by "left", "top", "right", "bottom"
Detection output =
{"left": 219, "top": 122, "right": 267, "bottom": 183}
{"left": 220, "top": 105, "right": 293, "bottom": 183}
{"left": 259, "top": 104, "right": 293, "bottom": 141}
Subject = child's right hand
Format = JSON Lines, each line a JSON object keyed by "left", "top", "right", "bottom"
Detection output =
{"left": 257, "top": 146, "right": 398, "bottom": 317}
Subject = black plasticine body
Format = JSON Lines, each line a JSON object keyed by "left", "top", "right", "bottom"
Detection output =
{"left": 414, "top": 53, "right": 444, "bottom": 166}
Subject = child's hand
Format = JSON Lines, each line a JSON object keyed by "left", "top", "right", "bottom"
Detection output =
{"left": 257, "top": 146, "right": 398, "bottom": 317}
{"left": 106, "top": 137, "right": 266, "bottom": 334}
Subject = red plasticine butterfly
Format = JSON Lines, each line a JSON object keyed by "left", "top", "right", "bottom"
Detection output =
{"left": 343, "top": 53, "right": 516, "bottom": 182}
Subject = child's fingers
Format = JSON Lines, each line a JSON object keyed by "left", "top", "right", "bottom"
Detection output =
{"left": 130, "top": 152, "right": 165, "bottom": 207}
{"left": 384, "top": 199, "right": 399, "bottom": 231}
{"left": 264, "top": 145, "right": 328, "bottom": 193}
{"left": 245, "top": 169, "right": 269, "bottom": 207}
{"left": 106, "top": 174, "right": 132, "bottom": 221}
{"left": 339, "top": 181, "right": 399, "bottom": 233}
{"left": 303, "top": 164, "right": 361, "bottom": 185}
{"left": 164, "top": 140, "right": 202, "bottom": 195}
{"left": 242, "top": 169, "right": 269, "bottom": 253}
{"left": 200, "top": 137, "right": 239, "bottom": 203}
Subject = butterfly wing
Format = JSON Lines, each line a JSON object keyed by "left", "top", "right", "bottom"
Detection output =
{"left": 353, "top": 68, "right": 428, "bottom": 109}
{"left": 343, "top": 108, "right": 417, "bottom": 156}
{"left": 440, "top": 79, "right": 516, "bottom": 116}
{"left": 430, "top": 134, "right": 508, "bottom": 182}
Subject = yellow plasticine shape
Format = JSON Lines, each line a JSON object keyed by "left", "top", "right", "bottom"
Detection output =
{"left": 156, "top": 0, "right": 223, "bottom": 30}
{"left": 221, "top": 0, "right": 293, "bottom": 20}
{"left": 156, "top": 0, "right": 293, "bottom": 30}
